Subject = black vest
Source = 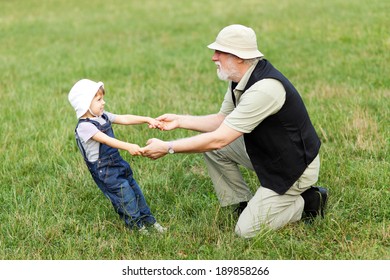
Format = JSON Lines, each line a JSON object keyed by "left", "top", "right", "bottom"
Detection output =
{"left": 231, "top": 59, "right": 321, "bottom": 194}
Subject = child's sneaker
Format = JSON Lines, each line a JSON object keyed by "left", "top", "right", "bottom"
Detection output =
{"left": 138, "top": 225, "right": 149, "bottom": 235}
{"left": 153, "top": 222, "right": 167, "bottom": 233}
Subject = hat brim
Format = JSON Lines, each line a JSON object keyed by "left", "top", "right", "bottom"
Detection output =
{"left": 207, "top": 42, "right": 263, "bottom": 59}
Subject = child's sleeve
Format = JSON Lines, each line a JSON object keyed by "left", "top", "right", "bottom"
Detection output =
{"left": 104, "top": 111, "right": 117, "bottom": 123}
{"left": 77, "top": 122, "right": 100, "bottom": 142}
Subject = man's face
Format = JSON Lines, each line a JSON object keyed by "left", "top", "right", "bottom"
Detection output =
{"left": 212, "top": 50, "right": 241, "bottom": 82}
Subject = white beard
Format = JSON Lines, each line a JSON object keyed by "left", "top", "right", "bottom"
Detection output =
{"left": 215, "top": 59, "right": 240, "bottom": 82}
{"left": 216, "top": 62, "right": 229, "bottom": 81}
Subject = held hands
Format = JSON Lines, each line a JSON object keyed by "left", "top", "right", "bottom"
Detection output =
{"left": 126, "top": 141, "right": 166, "bottom": 159}
{"left": 119, "top": 114, "right": 178, "bottom": 157}
{"left": 127, "top": 143, "right": 142, "bottom": 156}
{"left": 136, "top": 114, "right": 179, "bottom": 159}
{"left": 140, "top": 138, "right": 168, "bottom": 160}
{"left": 150, "top": 114, "right": 180, "bottom": 131}
{"left": 146, "top": 117, "right": 162, "bottom": 129}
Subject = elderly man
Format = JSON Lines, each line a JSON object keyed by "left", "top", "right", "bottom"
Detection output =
{"left": 141, "top": 24, "right": 328, "bottom": 238}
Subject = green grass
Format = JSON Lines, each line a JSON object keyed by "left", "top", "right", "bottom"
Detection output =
{"left": 0, "top": 0, "right": 388, "bottom": 260}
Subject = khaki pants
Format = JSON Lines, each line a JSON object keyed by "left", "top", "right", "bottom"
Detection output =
{"left": 203, "top": 136, "right": 320, "bottom": 238}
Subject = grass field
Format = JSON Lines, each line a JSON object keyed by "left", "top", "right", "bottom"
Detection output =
{"left": 0, "top": 0, "right": 388, "bottom": 260}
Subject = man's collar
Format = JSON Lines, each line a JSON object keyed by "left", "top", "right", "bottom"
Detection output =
{"left": 233, "top": 59, "right": 261, "bottom": 91}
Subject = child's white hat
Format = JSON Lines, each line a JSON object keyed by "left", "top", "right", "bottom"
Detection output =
{"left": 68, "top": 79, "right": 104, "bottom": 119}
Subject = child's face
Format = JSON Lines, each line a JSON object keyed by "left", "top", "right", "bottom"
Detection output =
{"left": 89, "top": 89, "right": 105, "bottom": 117}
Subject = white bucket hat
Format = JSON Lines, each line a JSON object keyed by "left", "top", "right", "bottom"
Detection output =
{"left": 207, "top": 24, "right": 264, "bottom": 59}
{"left": 68, "top": 79, "right": 104, "bottom": 119}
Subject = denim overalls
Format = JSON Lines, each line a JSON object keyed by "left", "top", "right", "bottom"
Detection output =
{"left": 75, "top": 114, "right": 156, "bottom": 229}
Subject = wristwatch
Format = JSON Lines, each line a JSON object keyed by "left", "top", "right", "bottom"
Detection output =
{"left": 167, "top": 142, "right": 175, "bottom": 154}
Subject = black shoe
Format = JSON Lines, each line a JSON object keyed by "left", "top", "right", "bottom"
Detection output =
{"left": 301, "top": 186, "right": 328, "bottom": 222}
{"left": 233, "top": 201, "right": 248, "bottom": 216}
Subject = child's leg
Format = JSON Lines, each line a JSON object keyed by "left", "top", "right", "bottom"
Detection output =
{"left": 94, "top": 159, "right": 156, "bottom": 229}
{"left": 103, "top": 179, "right": 146, "bottom": 228}
{"left": 127, "top": 176, "right": 156, "bottom": 225}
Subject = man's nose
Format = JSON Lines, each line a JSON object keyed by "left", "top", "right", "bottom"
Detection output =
{"left": 211, "top": 51, "right": 219, "bottom": 61}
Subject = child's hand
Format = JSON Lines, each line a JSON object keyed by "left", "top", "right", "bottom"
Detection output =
{"left": 156, "top": 114, "right": 179, "bottom": 131}
{"left": 147, "top": 118, "right": 163, "bottom": 129}
{"left": 140, "top": 138, "right": 168, "bottom": 160}
{"left": 127, "top": 143, "right": 142, "bottom": 156}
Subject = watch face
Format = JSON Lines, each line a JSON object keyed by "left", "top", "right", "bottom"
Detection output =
{"left": 168, "top": 148, "right": 174, "bottom": 154}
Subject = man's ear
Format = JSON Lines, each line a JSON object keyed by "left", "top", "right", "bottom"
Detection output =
{"left": 235, "top": 56, "right": 245, "bottom": 64}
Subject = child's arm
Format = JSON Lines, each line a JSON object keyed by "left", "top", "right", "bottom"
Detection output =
{"left": 113, "top": 114, "right": 161, "bottom": 128}
{"left": 92, "top": 131, "right": 141, "bottom": 156}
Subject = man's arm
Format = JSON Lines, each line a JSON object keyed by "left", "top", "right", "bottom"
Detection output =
{"left": 141, "top": 123, "right": 243, "bottom": 159}
{"left": 158, "top": 113, "right": 226, "bottom": 133}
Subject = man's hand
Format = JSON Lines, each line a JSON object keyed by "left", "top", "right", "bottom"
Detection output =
{"left": 140, "top": 138, "right": 168, "bottom": 160}
{"left": 156, "top": 114, "right": 180, "bottom": 131}
{"left": 146, "top": 117, "right": 163, "bottom": 129}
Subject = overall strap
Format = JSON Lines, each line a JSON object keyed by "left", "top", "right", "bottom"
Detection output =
{"left": 74, "top": 123, "right": 88, "bottom": 160}
{"left": 74, "top": 114, "right": 109, "bottom": 160}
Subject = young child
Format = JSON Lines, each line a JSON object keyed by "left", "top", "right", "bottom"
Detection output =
{"left": 68, "top": 78, "right": 166, "bottom": 234}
